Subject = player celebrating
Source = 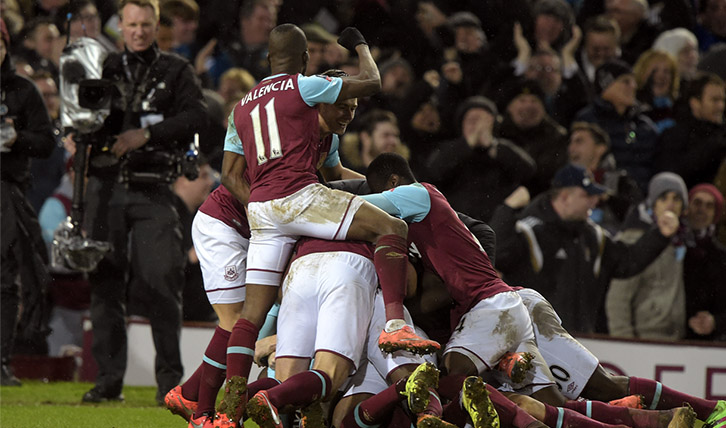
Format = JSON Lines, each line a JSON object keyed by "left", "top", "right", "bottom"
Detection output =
{"left": 218, "top": 25, "right": 438, "bottom": 428}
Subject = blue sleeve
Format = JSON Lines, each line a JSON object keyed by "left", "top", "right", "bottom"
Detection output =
{"left": 298, "top": 74, "right": 343, "bottom": 107}
{"left": 257, "top": 302, "right": 279, "bottom": 340}
{"left": 38, "top": 198, "right": 67, "bottom": 244}
{"left": 223, "top": 111, "right": 244, "bottom": 155}
{"left": 322, "top": 134, "right": 340, "bottom": 168}
{"left": 361, "top": 183, "right": 431, "bottom": 223}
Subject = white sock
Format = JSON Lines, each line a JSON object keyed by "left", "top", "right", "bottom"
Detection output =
{"left": 384, "top": 319, "right": 407, "bottom": 333}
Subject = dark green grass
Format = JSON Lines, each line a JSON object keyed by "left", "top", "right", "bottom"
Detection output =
{"left": 0, "top": 381, "right": 184, "bottom": 428}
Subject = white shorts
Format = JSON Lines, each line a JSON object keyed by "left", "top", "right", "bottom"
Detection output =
{"left": 516, "top": 288, "right": 599, "bottom": 399}
{"left": 192, "top": 211, "right": 248, "bottom": 305}
{"left": 445, "top": 291, "right": 555, "bottom": 394}
{"left": 246, "top": 183, "right": 364, "bottom": 286}
{"left": 342, "top": 291, "right": 434, "bottom": 398}
{"left": 275, "top": 251, "right": 377, "bottom": 372}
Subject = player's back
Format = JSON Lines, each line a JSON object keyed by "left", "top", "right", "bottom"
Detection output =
{"left": 233, "top": 74, "right": 322, "bottom": 203}
{"left": 199, "top": 185, "right": 250, "bottom": 238}
{"left": 409, "top": 183, "right": 512, "bottom": 326}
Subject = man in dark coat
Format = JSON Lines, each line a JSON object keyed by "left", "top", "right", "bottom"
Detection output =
{"left": 0, "top": 20, "right": 56, "bottom": 386}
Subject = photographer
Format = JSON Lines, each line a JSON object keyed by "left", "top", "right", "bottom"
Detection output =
{"left": 0, "top": 19, "right": 56, "bottom": 387}
{"left": 79, "top": 0, "right": 207, "bottom": 404}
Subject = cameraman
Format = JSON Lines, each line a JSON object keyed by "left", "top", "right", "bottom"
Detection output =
{"left": 0, "top": 19, "right": 56, "bottom": 386}
{"left": 79, "top": 0, "right": 207, "bottom": 404}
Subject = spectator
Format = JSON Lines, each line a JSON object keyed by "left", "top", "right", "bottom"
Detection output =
{"left": 445, "top": 11, "right": 497, "bottom": 95}
{"left": 653, "top": 28, "right": 700, "bottom": 82}
{"left": 27, "top": 71, "right": 66, "bottom": 213}
{"left": 12, "top": 17, "right": 61, "bottom": 77}
{"left": 160, "top": 0, "right": 200, "bottom": 60}
{"left": 656, "top": 72, "right": 726, "bottom": 188}
{"left": 425, "top": 96, "right": 536, "bottom": 222}
{"left": 216, "top": 67, "right": 255, "bottom": 105}
{"left": 632, "top": 49, "right": 680, "bottom": 133}
{"left": 513, "top": 22, "right": 590, "bottom": 126}
{"left": 606, "top": 172, "right": 689, "bottom": 340}
{"left": 604, "top": 0, "right": 661, "bottom": 65}
{"left": 532, "top": 0, "right": 576, "bottom": 51}
{"left": 365, "top": 57, "right": 415, "bottom": 120}
{"left": 340, "top": 109, "right": 409, "bottom": 175}
{"left": 575, "top": 59, "right": 659, "bottom": 193}
{"left": 684, "top": 183, "right": 726, "bottom": 341}
{"left": 490, "top": 163, "right": 678, "bottom": 334}
{"left": 56, "top": 0, "right": 116, "bottom": 52}
{"left": 209, "top": 0, "right": 275, "bottom": 83}
{"left": 567, "top": 121, "right": 641, "bottom": 232}
{"left": 694, "top": 0, "right": 726, "bottom": 52}
{"left": 577, "top": 15, "right": 621, "bottom": 89}
{"left": 496, "top": 78, "right": 569, "bottom": 197}
{"left": 0, "top": 20, "right": 56, "bottom": 386}
{"left": 300, "top": 23, "right": 336, "bottom": 76}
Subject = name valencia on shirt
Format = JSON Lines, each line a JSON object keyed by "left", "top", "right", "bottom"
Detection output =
{"left": 240, "top": 77, "right": 296, "bottom": 106}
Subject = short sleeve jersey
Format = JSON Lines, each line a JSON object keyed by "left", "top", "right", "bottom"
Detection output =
{"left": 370, "top": 183, "right": 512, "bottom": 328}
{"left": 229, "top": 73, "right": 342, "bottom": 202}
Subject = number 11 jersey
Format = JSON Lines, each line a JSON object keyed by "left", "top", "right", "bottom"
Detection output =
{"left": 226, "top": 73, "right": 343, "bottom": 203}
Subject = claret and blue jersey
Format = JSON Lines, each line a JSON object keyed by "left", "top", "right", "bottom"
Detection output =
{"left": 223, "top": 73, "right": 344, "bottom": 203}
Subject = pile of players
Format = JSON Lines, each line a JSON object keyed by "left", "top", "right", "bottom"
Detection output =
{"left": 162, "top": 24, "right": 726, "bottom": 428}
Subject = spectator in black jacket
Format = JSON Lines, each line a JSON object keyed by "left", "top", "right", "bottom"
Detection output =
{"left": 490, "top": 164, "right": 679, "bottom": 334}
{"left": 684, "top": 183, "right": 726, "bottom": 341}
{"left": 575, "top": 59, "right": 659, "bottom": 193}
{"left": 656, "top": 72, "right": 726, "bottom": 188}
{"left": 0, "top": 21, "right": 56, "bottom": 386}
{"left": 495, "top": 78, "right": 569, "bottom": 197}
{"left": 426, "top": 96, "right": 536, "bottom": 222}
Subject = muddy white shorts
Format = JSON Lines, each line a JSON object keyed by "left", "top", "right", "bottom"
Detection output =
{"left": 275, "top": 251, "right": 377, "bottom": 372}
{"left": 516, "top": 288, "right": 599, "bottom": 399}
{"left": 246, "top": 183, "right": 364, "bottom": 286}
{"left": 445, "top": 291, "right": 555, "bottom": 394}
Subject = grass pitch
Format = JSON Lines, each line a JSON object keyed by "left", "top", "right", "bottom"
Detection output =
{"left": 0, "top": 381, "right": 186, "bottom": 428}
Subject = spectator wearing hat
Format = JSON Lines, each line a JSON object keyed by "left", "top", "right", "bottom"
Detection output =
{"left": 567, "top": 121, "right": 641, "bottom": 233}
{"left": 656, "top": 72, "right": 726, "bottom": 188}
{"left": 606, "top": 172, "right": 689, "bottom": 340}
{"left": 653, "top": 28, "right": 700, "bottom": 82}
{"left": 425, "top": 96, "right": 536, "bottom": 222}
{"left": 495, "top": 78, "right": 569, "bottom": 197}
{"left": 684, "top": 183, "right": 726, "bottom": 341}
{"left": 575, "top": 59, "right": 659, "bottom": 193}
{"left": 441, "top": 11, "right": 500, "bottom": 96}
{"left": 490, "top": 163, "right": 678, "bottom": 334}
{"left": 532, "top": 0, "right": 576, "bottom": 51}
{"left": 301, "top": 23, "right": 339, "bottom": 76}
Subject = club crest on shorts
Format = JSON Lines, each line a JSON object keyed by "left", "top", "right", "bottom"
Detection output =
{"left": 224, "top": 265, "right": 239, "bottom": 281}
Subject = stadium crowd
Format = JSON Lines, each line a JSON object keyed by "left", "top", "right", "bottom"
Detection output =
{"left": 1, "top": 0, "right": 725, "bottom": 427}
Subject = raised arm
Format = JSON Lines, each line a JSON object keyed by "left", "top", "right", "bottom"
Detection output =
{"left": 336, "top": 28, "right": 381, "bottom": 101}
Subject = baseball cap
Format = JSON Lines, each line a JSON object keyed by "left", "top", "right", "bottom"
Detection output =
{"left": 552, "top": 164, "right": 608, "bottom": 195}
{"left": 496, "top": 78, "right": 546, "bottom": 111}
